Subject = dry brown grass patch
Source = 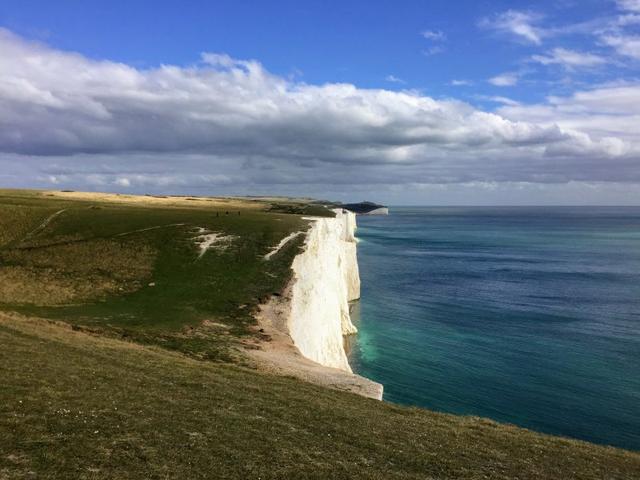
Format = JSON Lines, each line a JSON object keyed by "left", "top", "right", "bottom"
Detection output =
{"left": 0, "top": 239, "right": 155, "bottom": 305}
{"left": 0, "top": 205, "right": 51, "bottom": 247}
{"left": 42, "top": 190, "right": 264, "bottom": 211}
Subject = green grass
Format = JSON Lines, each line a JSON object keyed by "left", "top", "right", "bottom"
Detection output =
{"left": 1, "top": 314, "right": 639, "bottom": 480}
{"left": 0, "top": 189, "right": 311, "bottom": 360}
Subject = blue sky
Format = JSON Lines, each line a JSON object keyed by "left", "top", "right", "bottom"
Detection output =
{"left": 3, "top": 0, "right": 624, "bottom": 103}
{"left": 1, "top": 0, "right": 640, "bottom": 204}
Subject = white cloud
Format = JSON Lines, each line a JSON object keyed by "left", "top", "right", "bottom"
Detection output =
{"left": 421, "top": 30, "right": 446, "bottom": 41}
{"left": 114, "top": 177, "right": 131, "bottom": 187}
{"left": 422, "top": 46, "right": 444, "bottom": 56}
{"left": 616, "top": 13, "right": 640, "bottom": 26}
{"left": 488, "top": 73, "right": 519, "bottom": 86}
{"left": 480, "top": 5, "right": 640, "bottom": 67}
{"left": 420, "top": 29, "right": 446, "bottom": 57}
{"left": 530, "top": 47, "right": 607, "bottom": 69}
{"left": 480, "top": 10, "right": 545, "bottom": 44}
{"left": 0, "top": 27, "right": 639, "bottom": 195}
{"left": 451, "top": 79, "right": 473, "bottom": 86}
{"left": 385, "top": 75, "right": 406, "bottom": 84}
{"left": 498, "top": 84, "right": 640, "bottom": 151}
{"left": 477, "top": 95, "right": 521, "bottom": 106}
{"left": 601, "top": 34, "right": 640, "bottom": 59}
{"left": 616, "top": 0, "right": 640, "bottom": 12}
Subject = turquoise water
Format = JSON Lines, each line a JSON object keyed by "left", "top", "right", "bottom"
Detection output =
{"left": 349, "top": 207, "right": 640, "bottom": 451}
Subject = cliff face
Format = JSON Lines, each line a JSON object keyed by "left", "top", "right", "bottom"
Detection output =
{"left": 250, "top": 207, "right": 383, "bottom": 399}
{"left": 287, "top": 209, "right": 360, "bottom": 372}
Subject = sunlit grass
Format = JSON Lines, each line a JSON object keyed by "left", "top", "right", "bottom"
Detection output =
{"left": 1, "top": 314, "right": 638, "bottom": 480}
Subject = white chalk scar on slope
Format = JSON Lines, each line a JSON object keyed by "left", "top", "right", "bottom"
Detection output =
{"left": 192, "top": 227, "right": 237, "bottom": 259}
{"left": 23, "top": 209, "right": 67, "bottom": 240}
{"left": 264, "top": 231, "right": 304, "bottom": 260}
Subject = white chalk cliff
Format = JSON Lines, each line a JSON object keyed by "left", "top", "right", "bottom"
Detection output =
{"left": 287, "top": 209, "right": 361, "bottom": 372}
{"left": 251, "top": 207, "right": 382, "bottom": 399}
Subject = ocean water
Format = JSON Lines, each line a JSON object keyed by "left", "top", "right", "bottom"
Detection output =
{"left": 349, "top": 207, "right": 640, "bottom": 451}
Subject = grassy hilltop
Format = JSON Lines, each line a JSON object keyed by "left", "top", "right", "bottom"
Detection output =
{"left": 0, "top": 189, "right": 325, "bottom": 361}
{"left": 1, "top": 189, "right": 639, "bottom": 479}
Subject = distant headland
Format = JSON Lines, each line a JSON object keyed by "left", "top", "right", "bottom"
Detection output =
{"left": 339, "top": 201, "right": 389, "bottom": 215}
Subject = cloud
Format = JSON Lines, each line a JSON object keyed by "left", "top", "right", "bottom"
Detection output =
{"left": 0, "top": 27, "right": 639, "bottom": 197}
{"left": 477, "top": 95, "right": 521, "bottom": 106}
{"left": 480, "top": 10, "right": 545, "bottom": 44}
{"left": 450, "top": 79, "right": 473, "bottom": 86}
{"left": 488, "top": 73, "right": 519, "bottom": 86}
{"left": 420, "top": 29, "right": 446, "bottom": 57}
{"left": 616, "top": 13, "right": 640, "bottom": 27}
{"left": 385, "top": 75, "right": 406, "bottom": 84}
{"left": 114, "top": 177, "right": 131, "bottom": 187}
{"left": 592, "top": 1, "right": 640, "bottom": 61}
{"left": 530, "top": 47, "right": 607, "bottom": 69}
{"left": 422, "top": 46, "right": 444, "bottom": 56}
{"left": 497, "top": 83, "right": 640, "bottom": 152}
{"left": 421, "top": 30, "right": 446, "bottom": 41}
{"left": 616, "top": 0, "right": 640, "bottom": 12}
{"left": 480, "top": 5, "right": 640, "bottom": 68}
{"left": 601, "top": 34, "right": 640, "bottom": 59}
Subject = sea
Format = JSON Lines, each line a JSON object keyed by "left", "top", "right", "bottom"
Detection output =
{"left": 349, "top": 207, "right": 640, "bottom": 451}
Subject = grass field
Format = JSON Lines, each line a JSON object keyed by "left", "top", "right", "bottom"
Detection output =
{"left": 1, "top": 313, "right": 639, "bottom": 480}
{"left": 1, "top": 189, "right": 639, "bottom": 479}
{"left": 0, "top": 189, "right": 316, "bottom": 360}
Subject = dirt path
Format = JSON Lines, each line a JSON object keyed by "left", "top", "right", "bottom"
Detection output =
{"left": 114, "top": 223, "right": 186, "bottom": 237}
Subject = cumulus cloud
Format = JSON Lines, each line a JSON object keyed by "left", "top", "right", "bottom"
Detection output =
{"left": 0, "top": 27, "right": 639, "bottom": 197}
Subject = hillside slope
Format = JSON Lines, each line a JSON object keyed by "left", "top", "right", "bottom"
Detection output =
{"left": 2, "top": 313, "right": 639, "bottom": 480}
{"left": 0, "top": 189, "right": 313, "bottom": 361}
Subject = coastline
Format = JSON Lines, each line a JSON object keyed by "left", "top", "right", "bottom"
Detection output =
{"left": 246, "top": 208, "right": 383, "bottom": 400}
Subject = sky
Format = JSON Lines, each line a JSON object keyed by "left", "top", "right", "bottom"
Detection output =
{"left": 1, "top": 0, "right": 640, "bottom": 205}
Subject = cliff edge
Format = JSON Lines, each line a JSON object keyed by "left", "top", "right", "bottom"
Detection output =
{"left": 247, "top": 208, "right": 383, "bottom": 399}
{"left": 288, "top": 209, "right": 360, "bottom": 371}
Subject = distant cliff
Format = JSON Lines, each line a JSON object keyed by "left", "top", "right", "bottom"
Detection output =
{"left": 341, "top": 201, "right": 389, "bottom": 215}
